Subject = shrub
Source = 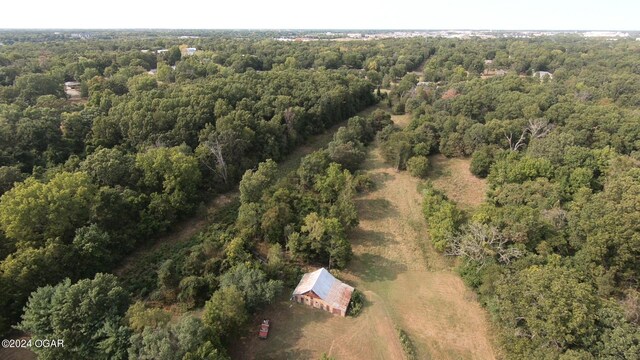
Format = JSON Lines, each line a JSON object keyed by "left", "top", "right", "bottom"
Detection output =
{"left": 407, "top": 156, "right": 430, "bottom": 178}
{"left": 327, "top": 140, "right": 366, "bottom": 172}
{"left": 397, "top": 327, "right": 418, "bottom": 360}
{"left": 422, "top": 185, "right": 464, "bottom": 251}
{"left": 347, "top": 289, "right": 365, "bottom": 316}
{"left": 392, "top": 101, "right": 406, "bottom": 115}
{"left": 470, "top": 146, "right": 497, "bottom": 178}
{"left": 429, "top": 203, "right": 464, "bottom": 251}
{"left": 457, "top": 260, "right": 484, "bottom": 289}
{"left": 353, "top": 172, "right": 375, "bottom": 193}
{"left": 380, "top": 131, "right": 412, "bottom": 170}
{"left": 178, "top": 276, "right": 208, "bottom": 308}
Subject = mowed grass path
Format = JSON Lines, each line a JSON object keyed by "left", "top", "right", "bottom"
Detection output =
{"left": 232, "top": 114, "right": 497, "bottom": 359}
{"left": 344, "top": 133, "right": 496, "bottom": 359}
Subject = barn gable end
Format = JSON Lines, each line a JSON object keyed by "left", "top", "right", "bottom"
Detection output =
{"left": 291, "top": 268, "right": 354, "bottom": 316}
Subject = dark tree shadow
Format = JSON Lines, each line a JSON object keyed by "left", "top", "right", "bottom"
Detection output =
{"left": 350, "top": 253, "right": 407, "bottom": 282}
{"left": 355, "top": 198, "right": 398, "bottom": 220}
{"left": 348, "top": 228, "right": 397, "bottom": 248}
{"left": 369, "top": 171, "right": 395, "bottom": 187}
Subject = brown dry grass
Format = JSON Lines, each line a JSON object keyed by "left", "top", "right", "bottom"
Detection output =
{"left": 391, "top": 113, "right": 412, "bottom": 128}
{"left": 427, "top": 154, "right": 487, "bottom": 210}
{"left": 441, "top": 88, "right": 460, "bottom": 100}
{"left": 344, "top": 132, "right": 497, "bottom": 359}
{"left": 230, "top": 290, "right": 405, "bottom": 360}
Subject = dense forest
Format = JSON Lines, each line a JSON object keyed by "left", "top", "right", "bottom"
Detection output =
{"left": 0, "top": 31, "right": 414, "bottom": 358}
{"left": 0, "top": 30, "right": 639, "bottom": 359}
{"left": 378, "top": 37, "right": 640, "bottom": 358}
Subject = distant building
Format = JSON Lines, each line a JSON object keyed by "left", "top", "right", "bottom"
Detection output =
{"left": 64, "top": 81, "right": 81, "bottom": 99}
{"left": 185, "top": 47, "right": 197, "bottom": 56}
{"left": 584, "top": 31, "right": 629, "bottom": 38}
{"left": 482, "top": 69, "right": 508, "bottom": 78}
{"left": 532, "top": 71, "right": 554, "bottom": 80}
{"left": 157, "top": 49, "right": 169, "bottom": 54}
{"left": 291, "top": 268, "right": 354, "bottom": 317}
{"left": 64, "top": 81, "right": 80, "bottom": 90}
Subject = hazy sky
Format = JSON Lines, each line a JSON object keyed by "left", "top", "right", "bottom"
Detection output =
{"left": 2, "top": 0, "right": 639, "bottom": 30}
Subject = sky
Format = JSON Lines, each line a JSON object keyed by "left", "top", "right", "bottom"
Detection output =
{"left": 1, "top": 0, "right": 639, "bottom": 30}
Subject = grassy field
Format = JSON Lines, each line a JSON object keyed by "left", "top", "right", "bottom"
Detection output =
{"left": 230, "top": 291, "right": 405, "bottom": 360}
{"left": 232, "top": 114, "right": 497, "bottom": 360}
{"left": 426, "top": 154, "right": 487, "bottom": 211}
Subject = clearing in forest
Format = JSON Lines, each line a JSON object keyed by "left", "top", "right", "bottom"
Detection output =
{"left": 426, "top": 154, "right": 487, "bottom": 210}
{"left": 232, "top": 114, "right": 497, "bottom": 359}
{"left": 345, "top": 141, "right": 496, "bottom": 359}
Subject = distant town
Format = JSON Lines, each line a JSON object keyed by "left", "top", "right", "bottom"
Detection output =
{"left": 1, "top": 29, "right": 639, "bottom": 46}
{"left": 275, "top": 30, "right": 639, "bottom": 41}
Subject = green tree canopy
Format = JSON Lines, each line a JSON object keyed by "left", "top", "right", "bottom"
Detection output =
{"left": 17, "top": 273, "right": 130, "bottom": 360}
{"left": 218, "top": 263, "right": 283, "bottom": 310}
{"left": 202, "top": 286, "right": 247, "bottom": 341}
{"left": 0, "top": 171, "right": 97, "bottom": 246}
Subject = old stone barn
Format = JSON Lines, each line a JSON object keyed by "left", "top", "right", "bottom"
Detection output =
{"left": 291, "top": 268, "right": 354, "bottom": 317}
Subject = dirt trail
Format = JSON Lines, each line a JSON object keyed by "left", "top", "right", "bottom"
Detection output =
{"left": 113, "top": 104, "right": 382, "bottom": 277}
{"left": 409, "top": 59, "right": 427, "bottom": 82}
{"left": 345, "top": 114, "right": 497, "bottom": 359}
{"left": 114, "top": 193, "right": 236, "bottom": 276}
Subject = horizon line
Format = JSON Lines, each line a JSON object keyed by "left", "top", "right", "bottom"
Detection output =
{"left": 1, "top": 28, "right": 639, "bottom": 32}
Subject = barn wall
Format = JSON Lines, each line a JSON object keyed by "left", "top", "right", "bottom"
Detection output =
{"left": 294, "top": 294, "right": 346, "bottom": 317}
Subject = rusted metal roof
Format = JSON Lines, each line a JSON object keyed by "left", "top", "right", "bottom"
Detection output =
{"left": 292, "top": 268, "right": 354, "bottom": 312}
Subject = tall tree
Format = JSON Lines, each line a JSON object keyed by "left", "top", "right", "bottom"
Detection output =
{"left": 0, "top": 171, "right": 97, "bottom": 247}
{"left": 202, "top": 286, "right": 247, "bottom": 341}
{"left": 17, "top": 273, "right": 130, "bottom": 360}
